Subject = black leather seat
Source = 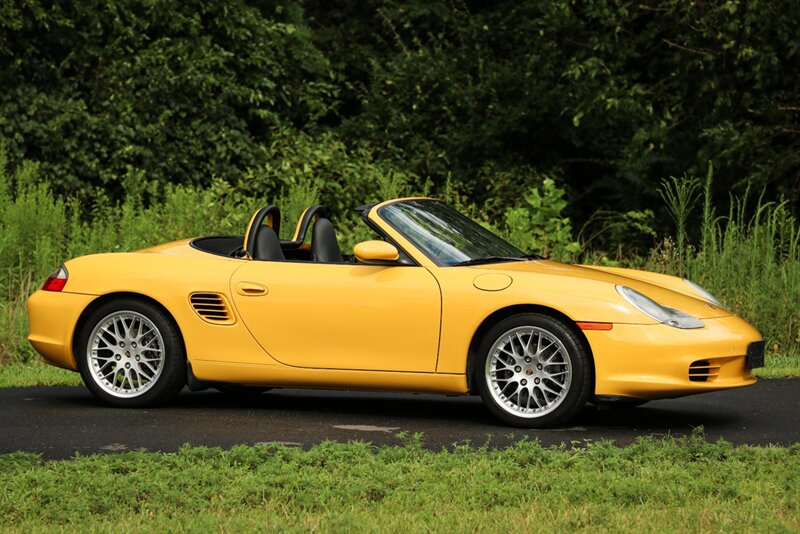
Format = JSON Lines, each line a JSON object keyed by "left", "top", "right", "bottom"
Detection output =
{"left": 252, "top": 225, "right": 285, "bottom": 261}
{"left": 245, "top": 205, "right": 282, "bottom": 260}
{"left": 311, "top": 218, "right": 343, "bottom": 263}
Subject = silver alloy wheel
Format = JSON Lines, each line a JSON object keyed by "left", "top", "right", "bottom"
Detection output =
{"left": 86, "top": 310, "right": 165, "bottom": 398}
{"left": 485, "top": 326, "right": 572, "bottom": 418}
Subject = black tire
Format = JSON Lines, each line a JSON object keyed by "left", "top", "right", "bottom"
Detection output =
{"left": 475, "top": 313, "right": 593, "bottom": 428}
{"left": 76, "top": 298, "right": 186, "bottom": 408}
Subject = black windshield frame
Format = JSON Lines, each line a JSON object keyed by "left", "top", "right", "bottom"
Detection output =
{"left": 377, "top": 199, "right": 527, "bottom": 267}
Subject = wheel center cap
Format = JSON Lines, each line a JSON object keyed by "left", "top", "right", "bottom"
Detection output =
{"left": 125, "top": 351, "right": 131, "bottom": 357}
{"left": 525, "top": 368, "right": 534, "bottom": 376}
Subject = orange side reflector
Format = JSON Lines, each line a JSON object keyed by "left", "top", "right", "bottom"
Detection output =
{"left": 577, "top": 322, "right": 613, "bottom": 331}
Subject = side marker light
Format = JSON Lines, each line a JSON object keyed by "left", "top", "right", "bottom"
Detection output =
{"left": 576, "top": 322, "right": 613, "bottom": 331}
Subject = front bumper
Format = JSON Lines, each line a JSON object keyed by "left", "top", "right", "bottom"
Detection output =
{"left": 27, "top": 290, "right": 97, "bottom": 371}
{"left": 586, "top": 314, "right": 761, "bottom": 400}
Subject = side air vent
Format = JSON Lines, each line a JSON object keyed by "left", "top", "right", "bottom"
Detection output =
{"left": 190, "top": 292, "right": 235, "bottom": 325}
{"left": 688, "top": 360, "right": 721, "bottom": 382}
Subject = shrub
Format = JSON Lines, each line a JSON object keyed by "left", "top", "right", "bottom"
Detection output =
{"left": 501, "top": 178, "right": 582, "bottom": 262}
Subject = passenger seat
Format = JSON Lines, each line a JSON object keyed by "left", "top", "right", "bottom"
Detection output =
{"left": 311, "top": 218, "right": 344, "bottom": 263}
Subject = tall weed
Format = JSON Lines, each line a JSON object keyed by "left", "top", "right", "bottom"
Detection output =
{"left": 653, "top": 168, "right": 800, "bottom": 359}
{"left": 0, "top": 147, "right": 261, "bottom": 363}
{"left": 1, "top": 139, "right": 797, "bottom": 373}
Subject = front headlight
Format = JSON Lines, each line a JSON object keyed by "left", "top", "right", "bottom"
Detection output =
{"left": 616, "top": 285, "right": 704, "bottom": 329}
{"left": 683, "top": 279, "right": 723, "bottom": 308}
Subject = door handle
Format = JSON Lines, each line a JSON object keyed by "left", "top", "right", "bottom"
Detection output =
{"left": 235, "top": 282, "right": 268, "bottom": 296}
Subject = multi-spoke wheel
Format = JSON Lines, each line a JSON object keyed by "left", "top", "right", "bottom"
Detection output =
{"left": 77, "top": 299, "right": 186, "bottom": 407}
{"left": 476, "top": 313, "right": 592, "bottom": 427}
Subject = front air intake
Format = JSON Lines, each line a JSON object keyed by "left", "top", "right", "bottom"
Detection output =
{"left": 190, "top": 293, "right": 235, "bottom": 325}
{"left": 688, "top": 360, "right": 721, "bottom": 382}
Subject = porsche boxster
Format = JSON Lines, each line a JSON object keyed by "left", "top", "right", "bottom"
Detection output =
{"left": 27, "top": 198, "right": 764, "bottom": 427}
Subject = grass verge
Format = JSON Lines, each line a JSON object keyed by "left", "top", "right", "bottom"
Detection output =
{"left": 0, "top": 361, "right": 82, "bottom": 388}
{"left": 1, "top": 436, "right": 798, "bottom": 533}
{"left": 756, "top": 352, "right": 800, "bottom": 378}
{"left": 2, "top": 358, "right": 795, "bottom": 388}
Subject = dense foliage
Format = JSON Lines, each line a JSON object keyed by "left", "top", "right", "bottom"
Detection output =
{"left": 0, "top": 0, "right": 337, "bottom": 198}
{"left": 0, "top": 1, "right": 798, "bottom": 371}
{"left": 1, "top": 0, "right": 798, "bottom": 226}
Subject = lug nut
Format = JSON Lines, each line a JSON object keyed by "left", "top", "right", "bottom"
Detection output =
{"left": 132, "top": 342, "right": 137, "bottom": 348}
{"left": 514, "top": 366, "right": 522, "bottom": 373}
{"left": 524, "top": 357, "right": 531, "bottom": 363}
{"left": 135, "top": 355, "right": 140, "bottom": 361}
{"left": 125, "top": 363, "right": 131, "bottom": 369}
{"left": 534, "top": 377, "right": 541, "bottom": 384}
{"left": 521, "top": 379, "right": 527, "bottom": 386}
{"left": 115, "top": 355, "right": 121, "bottom": 361}
{"left": 119, "top": 342, "right": 125, "bottom": 348}
{"left": 537, "top": 364, "right": 543, "bottom": 370}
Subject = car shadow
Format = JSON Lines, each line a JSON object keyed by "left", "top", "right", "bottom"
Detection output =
{"left": 182, "top": 388, "right": 740, "bottom": 431}
{"left": 574, "top": 404, "right": 739, "bottom": 431}
{"left": 55, "top": 386, "right": 741, "bottom": 435}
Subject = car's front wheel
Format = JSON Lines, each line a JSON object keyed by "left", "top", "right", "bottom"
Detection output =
{"left": 476, "top": 313, "right": 592, "bottom": 427}
{"left": 76, "top": 298, "right": 186, "bottom": 407}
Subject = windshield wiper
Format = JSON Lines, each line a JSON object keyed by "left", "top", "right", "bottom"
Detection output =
{"left": 452, "top": 254, "right": 540, "bottom": 267}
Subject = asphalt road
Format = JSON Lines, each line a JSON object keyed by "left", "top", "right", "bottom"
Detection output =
{"left": 1, "top": 380, "right": 798, "bottom": 459}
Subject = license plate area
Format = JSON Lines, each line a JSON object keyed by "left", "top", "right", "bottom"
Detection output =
{"left": 746, "top": 341, "right": 765, "bottom": 369}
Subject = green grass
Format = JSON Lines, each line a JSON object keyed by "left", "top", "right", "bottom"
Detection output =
{"left": 0, "top": 361, "right": 82, "bottom": 388}
{"left": 654, "top": 168, "right": 800, "bottom": 361}
{"left": 757, "top": 352, "right": 800, "bottom": 378}
{"left": 1, "top": 436, "right": 797, "bottom": 533}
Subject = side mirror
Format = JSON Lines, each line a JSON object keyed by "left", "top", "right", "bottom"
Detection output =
{"left": 353, "top": 240, "right": 400, "bottom": 263}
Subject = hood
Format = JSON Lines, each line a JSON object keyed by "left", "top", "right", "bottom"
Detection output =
{"left": 478, "top": 260, "right": 729, "bottom": 320}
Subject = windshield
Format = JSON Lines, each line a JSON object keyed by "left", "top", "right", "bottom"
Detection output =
{"left": 378, "top": 200, "right": 527, "bottom": 266}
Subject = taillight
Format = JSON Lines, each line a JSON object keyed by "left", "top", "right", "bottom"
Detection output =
{"left": 42, "top": 265, "right": 68, "bottom": 292}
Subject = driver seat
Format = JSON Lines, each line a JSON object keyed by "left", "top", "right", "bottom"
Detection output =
{"left": 311, "top": 218, "right": 343, "bottom": 263}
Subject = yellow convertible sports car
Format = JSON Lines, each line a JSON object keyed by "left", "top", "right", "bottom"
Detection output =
{"left": 27, "top": 198, "right": 764, "bottom": 427}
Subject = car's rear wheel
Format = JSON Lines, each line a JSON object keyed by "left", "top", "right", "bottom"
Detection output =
{"left": 76, "top": 299, "right": 186, "bottom": 407}
{"left": 476, "top": 313, "right": 592, "bottom": 427}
